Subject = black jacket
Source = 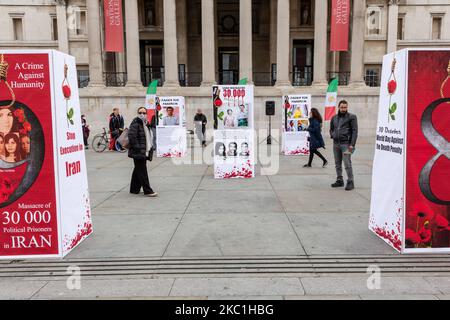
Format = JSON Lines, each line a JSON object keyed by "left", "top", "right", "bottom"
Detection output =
{"left": 330, "top": 112, "right": 358, "bottom": 146}
{"left": 128, "top": 117, "right": 152, "bottom": 161}
{"left": 109, "top": 114, "right": 124, "bottom": 137}
{"left": 194, "top": 113, "right": 207, "bottom": 131}
{"left": 307, "top": 118, "right": 325, "bottom": 151}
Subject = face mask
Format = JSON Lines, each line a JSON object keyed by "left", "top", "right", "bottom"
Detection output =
{"left": 138, "top": 114, "right": 147, "bottom": 122}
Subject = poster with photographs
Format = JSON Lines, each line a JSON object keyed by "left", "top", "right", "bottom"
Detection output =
{"left": 0, "top": 50, "right": 92, "bottom": 259}
{"left": 213, "top": 85, "right": 254, "bottom": 130}
{"left": 282, "top": 94, "right": 311, "bottom": 155}
{"left": 213, "top": 85, "right": 255, "bottom": 179}
{"left": 214, "top": 130, "right": 255, "bottom": 179}
{"left": 156, "top": 96, "right": 187, "bottom": 157}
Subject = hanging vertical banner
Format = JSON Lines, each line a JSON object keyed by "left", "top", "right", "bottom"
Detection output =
{"left": 0, "top": 50, "right": 92, "bottom": 259}
{"left": 330, "top": 0, "right": 350, "bottom": 51}
{"left": 370, "top": 48, "right": 450, "bottom": 253}
{"left": 282, "top": 95, "right": 311, "bottom": 156}
{"left": 103, "top": 0, "right": 124, "bottom": 52}
{"left": 213, "top": 85, "right": 255, "bottom": 179}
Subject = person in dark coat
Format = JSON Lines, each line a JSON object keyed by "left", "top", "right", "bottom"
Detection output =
{"left": 109, "top": 107, "right": 124, "bottom": 151}
{"left": 81, "top": 114, "right": 90, "bottom": 149}
{"left": 304, "top": 108, "right": 328, "bottom": 168}
{"left": 128, "top": 107, "right": 158, "bottom": 197}
{"left": 194, "top": 109, "right": 207, "bottom": 147}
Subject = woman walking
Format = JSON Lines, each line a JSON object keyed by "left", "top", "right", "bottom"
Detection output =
{"left": 128, "top": 107, "right": 158, "bottom": 197}
{"left": 304, "top": 108, "right": 328, "bottom": 168}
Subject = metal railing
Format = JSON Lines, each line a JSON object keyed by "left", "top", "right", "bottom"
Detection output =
{"left": 218, "top": 69, "right": 239, "bottom": 85}
{"left": 327, "top": 71, "right": 350, "bottom": 86}
{"left": 291, "top": 66, "right": 313, "bottom": 86}
{"left": 141, "top": 66, "right": 165, "bottom": 87}
{"left": 77, "top": 70, "right": 90, "bottom": 88}
{"left": 179, "top": 72, "right": 202, "bottom": 87}
{"left": 103, "top": 72, "right": 127, "bottom": 87}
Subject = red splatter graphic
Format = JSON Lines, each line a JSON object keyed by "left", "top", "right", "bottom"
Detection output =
{"left": 0, "top": 163, "right": 28, "bottom": 204}
{"left": 160, "top": 150, "right": 183, "bottom": 158}
{"left": 216, "top": 160, "right": 254, "bottom": 179}
{"left": 283, "top": 147, "right": 310, "bottom": 156}
{"left": 63, "top": 193, "right": 93, "bottom": 252}
{"left": 369, "top": 198, "right": 403, "bottom": 251}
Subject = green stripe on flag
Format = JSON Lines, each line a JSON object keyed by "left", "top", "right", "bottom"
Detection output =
{"left": 146, "top": 80, "right": 158, "bottom": 94}
{"left": 238, "top": 78, "right": 248, "bottom": 85}
{"left": 327, "top": 78, "right": 339, "bottom": 93}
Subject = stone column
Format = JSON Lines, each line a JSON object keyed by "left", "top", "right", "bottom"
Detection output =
{"left": 86, "top": 0, "right": 104, "bottom": 86}
{"left": 312, "top": 0, "right": 328, "bottom": 86}
{"left": 163, "top": 0, "right": 180, "bottom": 87}
{"left": 201, "top": 0, "right": 216, "bottom": 86}
{"left": 269, "top": 0, "right": 277, "bottom": 68}
{"left": 350, "top": 0, "right": 366, "bottom": 85}
{"left": 125, "top": 0, "right": 142, "bottom": 86}
{"left": 56, "top": 0, "right": 69, "bottom": 53}
{"left": 275, "top": 0, "right": 290, "bottom": 86}
{"left": 177, "top": 0, "right": 188, "bottom": 72}
{"left": 239, "top": 0, "right": 253, "bottom": 83}
{"left": 387, "top": 0, "right": 400, "bottom": 53}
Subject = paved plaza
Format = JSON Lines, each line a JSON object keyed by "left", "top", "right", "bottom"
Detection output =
{"left": 2, "top": 136, "right": 450, "bottom": 300}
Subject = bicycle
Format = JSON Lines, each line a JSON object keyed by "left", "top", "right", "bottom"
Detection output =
{"left": 92, "top": 128, "right": 127, "bottom": 153}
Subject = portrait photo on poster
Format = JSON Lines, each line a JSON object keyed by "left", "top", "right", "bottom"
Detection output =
{"left": 0, "top": 100, "right": 45, "bottom": 208}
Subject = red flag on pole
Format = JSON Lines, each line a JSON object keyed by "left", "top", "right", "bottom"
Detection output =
{"left": 103, "top": 0, "right": 124, "bottom": 52}
{"left": 330, "top": 0, "right": 351, "bottom": 52}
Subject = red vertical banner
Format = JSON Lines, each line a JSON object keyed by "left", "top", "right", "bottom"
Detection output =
{"left": 330, "top": 0, "right": 350, "bottom": 52}
{"left": 103, "top": 0, "right": 124, "bottom": 52}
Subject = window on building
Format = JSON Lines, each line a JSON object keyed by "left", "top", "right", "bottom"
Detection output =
{"left": 144, "top": 0, "right": 156, "bottom": 26}
{"left": 366, "top": 6, "right": 383, "bottom": 36}
{"left": 75, "top": 10, "right": 87, "bottom": 35}
{"left": 51, "top": 16, "right": 58, "bottom": 41}
{"left": 431, "top": 16, "right": 442, "bottom": 40}
{"left": 12, "top": 17, "right": 24, "bottom": 41}
{"left": 365, "top": 66, "right": 381, "bottom": 87}
{"left": 299, "top": 0, "right": 312, "bottom": 26}
{"left": 397, "top": 16, "right": 404, "bottom": 40}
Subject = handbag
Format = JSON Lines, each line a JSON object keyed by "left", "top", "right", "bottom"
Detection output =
{"left": 117, "top": 128, "right": 129, "bottom": 149}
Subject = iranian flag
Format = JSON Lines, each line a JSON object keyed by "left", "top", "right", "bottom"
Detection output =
{"left": 145, "top": 80, "right": 158, "bottom": 122}
{"left": 324, "top": 78, "right": 339, "bottom": 121}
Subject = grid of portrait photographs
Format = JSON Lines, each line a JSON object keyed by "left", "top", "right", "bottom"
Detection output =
{"left": 283, "top": 95, "right": 311, "bottom": 132}
{"left": 215, "top": 141, "right": 251, "bottom": 159}
{"left": 213, "top": 86, "right": 251, "bottom": 130}
{"left": 0, "top": 106, "right": 32, "bottom": 164}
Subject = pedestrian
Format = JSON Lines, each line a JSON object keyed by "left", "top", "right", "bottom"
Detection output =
{"left": 81, "top": 114, "right": 90, "bottom": 149}
{"left": 109, "top": 107, "right": 124, "bottom": 151}
{"left": 194, "top": 108, "right": 207, "bottom": 147}
{"left": 330, "top": 100, "right": 358, "bottom": 191}
{"left": 128, "top": 107, "right": 158, "bottom": 197}
{"left": 304, "top": 108, "right": 327, "bottom": 168}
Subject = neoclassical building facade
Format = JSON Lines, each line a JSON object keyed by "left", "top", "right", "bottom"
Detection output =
{"left": 1, "top": 0, "right": 449, "bottom": 134}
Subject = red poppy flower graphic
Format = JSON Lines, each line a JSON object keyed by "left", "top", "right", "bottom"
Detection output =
{"left": 418, "top": 228, "right": 432, "bottom": 243}
{"left": 409, "top": 203, "right": 434, "bottom": 221}
{"left": 23, "top": 121, "right": 32, "bottom": 132}
{"left": 388, "top": 80, "right": 397, "bottom": 95}
{"left": 435, "top": 214, "right": 450, "bottom": 230}
{"left": 405, "top": 229, "right": 421, "bottom": 245}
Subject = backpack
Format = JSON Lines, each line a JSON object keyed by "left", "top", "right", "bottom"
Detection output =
{"left": 117, "top": 128, "right": 129, "bottom": 149}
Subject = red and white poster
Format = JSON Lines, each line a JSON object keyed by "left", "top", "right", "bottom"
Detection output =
{"left": 213, "top": 85, "right": 255, "bottom": 179}
{"left": 330, "top": 0, "right": 350, "bottom": 52}
{"left": 156, "top": 96, "right": 187, "bottom": 158}
{"left": 370, "top": 49, "right": 450, "bottom": 253}
{"left": 281, "top": 95, "right": 311, "bottom": 156}
{"left": 103, "top": 0, "right": 124, "bottom": 53}
{"left": 0, "top": 50, "right": 92, "bottom": 259}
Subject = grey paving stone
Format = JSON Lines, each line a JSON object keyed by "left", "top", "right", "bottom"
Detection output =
{"left": 284, "top": 295, "right": 361, "bottom": 300}
{"left": 300, "top": 276, "right": 440, "bottom": 295}
{"left": 66, "top": 214, "right": 182, "bottom": 258}
{"left": 89, "top": 191, "right": 117, "bottom": 208}
{"left": 186, "top": 190, "right": 284, "bottom": 214}
{"left": 32, "top": 279, "right": 174, "bottom": 299}
{"left": 288, "top": 212, "right": 396, "bottom": 255}
{"left": 149, "top": 165, "right": 208, "bottom": 177}
{"left": 208, "top": 296, "right": 284, "bottom": 300}
{"left": 424, "top": 277, "right": 450, "bottom": 294}
{"left": 360, "top": 294, "right": 439, "bottom": 300}
{"left": 269, "top": 174, "right": 372, "bottom": 191}
{"left": 94, "top": 190, "right": 195, "bottom": 214}
{"left": 147, "top": 176, "right": 203, "bottom": 191}
{"left": 170, "top": 278, "right": 304, "bottom": 297}
{"left": 88, "top": 168, "right": 132, "bottom": 192}
{"left": 164, "top": 213, "right": 305, "bottom": 256}
{"left": 198, "top": 175, "right": 272, "bottom": 191}
{"left": 0, "top": 280, "right": 48, "bottom": 300}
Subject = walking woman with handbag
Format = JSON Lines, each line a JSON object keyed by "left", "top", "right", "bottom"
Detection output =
{"left": 128, "top": 107, "right": 158, "bottom": 197}
{"left": 304, "top": 108, "right": 328, "bottom": 168}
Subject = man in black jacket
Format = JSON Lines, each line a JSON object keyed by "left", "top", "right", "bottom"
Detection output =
{"left": 194, "top": 109, "right": 207, "bottom": 147}
{"left": 109, "top": 107, "right": 125, "bottom": 150}
{"left": 329, "top": 100, "right": 358, "bottom": 191}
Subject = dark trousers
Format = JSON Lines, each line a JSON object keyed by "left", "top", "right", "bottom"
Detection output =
{"left": 333, "top": 143, "right": 354, "bottom": 181}
{"left": 308, "top": 149, "right": 327, "bottom": 166}
{"left": 130, "top": 159, "right": 154, "bottom": 194}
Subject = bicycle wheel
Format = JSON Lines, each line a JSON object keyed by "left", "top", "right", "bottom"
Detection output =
{"left": 92, "top": 135, "right": 108, "bottom": 153}
{"left": 115, "top": 139, "right": 127, "bottom": 153}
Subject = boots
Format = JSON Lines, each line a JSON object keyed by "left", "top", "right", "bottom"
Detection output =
{"left": 331, "top": 179, "right": 344, "bottom": 188}
{"left": 345, "top": 180, "right": 355, "bottom": 191}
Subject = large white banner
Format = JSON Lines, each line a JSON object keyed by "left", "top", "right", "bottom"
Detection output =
{"left": 282, "top": 94, "right": 311, "bottom": 155}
